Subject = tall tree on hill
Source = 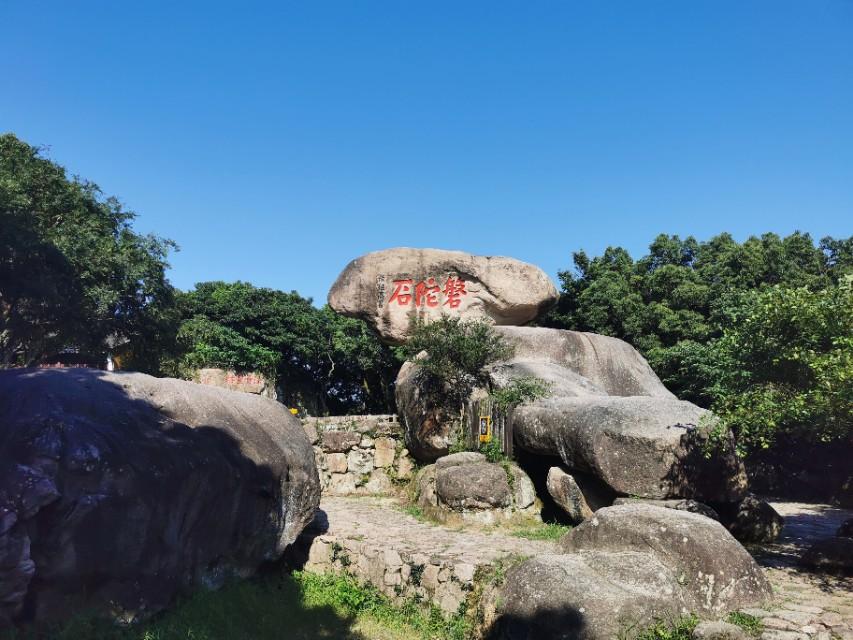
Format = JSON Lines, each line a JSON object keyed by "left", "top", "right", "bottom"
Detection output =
{"left": 0, "top": 134, "right": 176, "bottom": 368}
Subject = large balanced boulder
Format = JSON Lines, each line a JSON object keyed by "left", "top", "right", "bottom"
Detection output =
{"left": 0, "top": 368, "right": 320, "bottom": 628}
{"left": 488, "top": 504, "right": 772, "bottom": 640}
{"left": 414, "top": 452, "right": 537, "bottom": 525}
{"left": 328, "top": 248, "right": 558, "bottom": 344}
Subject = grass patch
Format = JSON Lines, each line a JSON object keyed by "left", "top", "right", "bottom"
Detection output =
{"left": 401, "top": 504, "right": 427, "bottom": 522}
{"left": 627, "top": 615, "right": 699, "bottom": 640}
{"left": 727, "top": 611, "right": 763, "bottom": 637}
{"left": 298, "top": 572, "right": 470, "bottom": 640}
{"left": 3, "top": 571, "right": 470, "bottom": 640}
{"left": 510, "top": 522, "right": 571, "bottom": 540}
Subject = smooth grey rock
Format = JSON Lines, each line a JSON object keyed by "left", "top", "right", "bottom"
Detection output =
{"left": 435, "top": 451, "right": 486, "bottom": 469}
{"left": 494, "top": 326, "right": 676, "bottom": 398}
{"left": 692, "top": 621, "right": 749, "bottom": 640}
{"left": 560, "top": 504, "right": 773, "bottom": 613}
{"left": 612, "top": 497, "right": 720, "bottom": 521}
{"left": 328, "top": 248, "right": 558, "bottom": 344}
{"left": 513, "top": 395, "right": 747, "bottom": 501}
{"left": 415, "top": 457, "right": 537, "bottom": 523}
{"left": 546, "top": 467, "right": 594, "bottom": 523}
{"left": 0, "top": 368, "right": 319, "bottom": 628}
{"left": 510, "top": 466, "right": 537, "bottom": 509}
{"left": 490, "top": 551, "right": 689, "bottom": 640}
{"left": 489, "top": 504, "right": 772, "bottom": 640}
{"left": 436, "top": 462, "right": 512, "bottom": 510}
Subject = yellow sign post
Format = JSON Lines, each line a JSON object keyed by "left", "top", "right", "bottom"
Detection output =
{"left": 478, "top": 415, "right": 492, "bottom": 443}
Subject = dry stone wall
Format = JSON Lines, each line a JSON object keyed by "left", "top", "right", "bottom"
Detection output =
{"left": 301, "top": 415, "right": 416, "bottom": 496}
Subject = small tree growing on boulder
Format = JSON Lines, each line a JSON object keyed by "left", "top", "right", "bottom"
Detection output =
{"left": 401, "top": 316, "right": 515, "bottom": 412}
{"left": 400, "top": 317, "right": 549, "bottom": 457}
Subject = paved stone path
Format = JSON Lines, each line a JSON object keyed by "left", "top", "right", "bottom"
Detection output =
{"left": 290, "top": 497, "right": 852, "bottom": 636}
{"left": 745, "top": 502, "right": 853, "bottom": 640}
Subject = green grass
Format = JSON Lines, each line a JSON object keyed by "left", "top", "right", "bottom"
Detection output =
{"left": 624, "top": 612, "right": 763, "bottom": 640}
{"left": 727, "top": 611, "right": 763, "bottom": 637}
{"left": 3, "top": 572, "right": 470, "bottom": 640}
{"left": 629, "top": 615, "right": 699, "bottom": 640}
{"left": 510, "top": 522, "right": 571, "bottom": 540}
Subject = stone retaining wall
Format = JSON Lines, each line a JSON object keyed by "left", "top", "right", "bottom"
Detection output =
{"left": 301, "top": 415, "right": 416, "bottom": 496}
{"left": 285, "top": 497, "right": 553, "bottom": 618}
{"left": 301, "top": 530, "right": 477, "bottom": 614}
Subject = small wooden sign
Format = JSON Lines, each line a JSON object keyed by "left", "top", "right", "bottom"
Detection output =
{"left": 478, "top": 415, "right": 492, "bottom": 443}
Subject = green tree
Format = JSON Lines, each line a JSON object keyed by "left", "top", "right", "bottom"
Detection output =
{"left": 0, "top": 133, "right": 176, "bottom": 368}
{"left": 545, "top": 231, "right": 853, "bottom": 405}
{"left": 710, "top": 283, "right": 853, "bottom": 454}
{"left": 169, "top": 281, "right": 399, "bottom": 414}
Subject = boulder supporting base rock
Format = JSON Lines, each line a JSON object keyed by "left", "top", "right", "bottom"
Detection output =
{"left": 546, "top": 467, "right": 596, "bottom": 524}
{"left": 414, "top": 453, "right": 537, "bottom": 525}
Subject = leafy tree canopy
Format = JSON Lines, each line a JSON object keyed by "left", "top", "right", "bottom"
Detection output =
{"left": 710, "top": 282, "right": 852, "bottom": 454}
{"left": 401, "top": 316, "right": 515, "bottom": 410}
{"left": 544, "top": 231, "right": 853, "bottom": 455}
{"left": 545, "top": 231, "right": 853, "bottom": 404}
{"left": 0, "top": 133, "right": 176, "bottom": 368}
{"left": 168, "top": 281, "right": 400, "bottom": 414}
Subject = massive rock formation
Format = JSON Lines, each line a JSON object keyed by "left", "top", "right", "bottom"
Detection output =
{"left": 0, "top": 368, "right": 320, "bottom": 629}
{"left": 328, "top": 248, "right": 558, "bottom": 343}
{"left": 397, "top": 325, "right": 748, "bottom": 503}
{"left": 488, "top": 504, "right": 773, "bottom": 640}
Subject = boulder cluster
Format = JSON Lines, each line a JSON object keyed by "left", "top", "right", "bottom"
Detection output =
{"left": 329, "top": 247, "right": 784, "bottom": 635}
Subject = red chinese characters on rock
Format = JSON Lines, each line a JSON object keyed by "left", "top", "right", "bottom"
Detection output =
{"left": 388, "top": 276, "right": 467, "bottom": 308}
{"left": 225, "top": 372, "right": 263, "bottom": 386}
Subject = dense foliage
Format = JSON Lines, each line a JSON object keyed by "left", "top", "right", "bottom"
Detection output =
{"left": 710, "top": 283, "right": 852, "bottom": 454}
{"left": 543, "top": 232, "right": 853, "bottom": 456}
{"left": 0, "top": 134, "right": 176, "bottom": 368}
{"left": 168, "top": 281, "right": 400, "bottom": 414}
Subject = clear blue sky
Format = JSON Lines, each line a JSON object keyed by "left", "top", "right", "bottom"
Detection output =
{"left": 3, "top": 1, "right": 851, "bottom": 304}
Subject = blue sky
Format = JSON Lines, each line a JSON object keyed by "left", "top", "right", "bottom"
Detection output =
{"left": 2, "top": 1, "right": 851, "bottom": 304}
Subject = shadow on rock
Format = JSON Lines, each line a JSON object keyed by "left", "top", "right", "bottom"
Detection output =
{"left": 485, "top": 605, "right": 587, "bottom": 640}
{"left": 0, "top": 368, "right": 320, "bottom": 630}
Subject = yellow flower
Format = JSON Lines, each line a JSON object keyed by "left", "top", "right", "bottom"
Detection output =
{"left": 289, "top": 408, "right": 299, "bottom": 415}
